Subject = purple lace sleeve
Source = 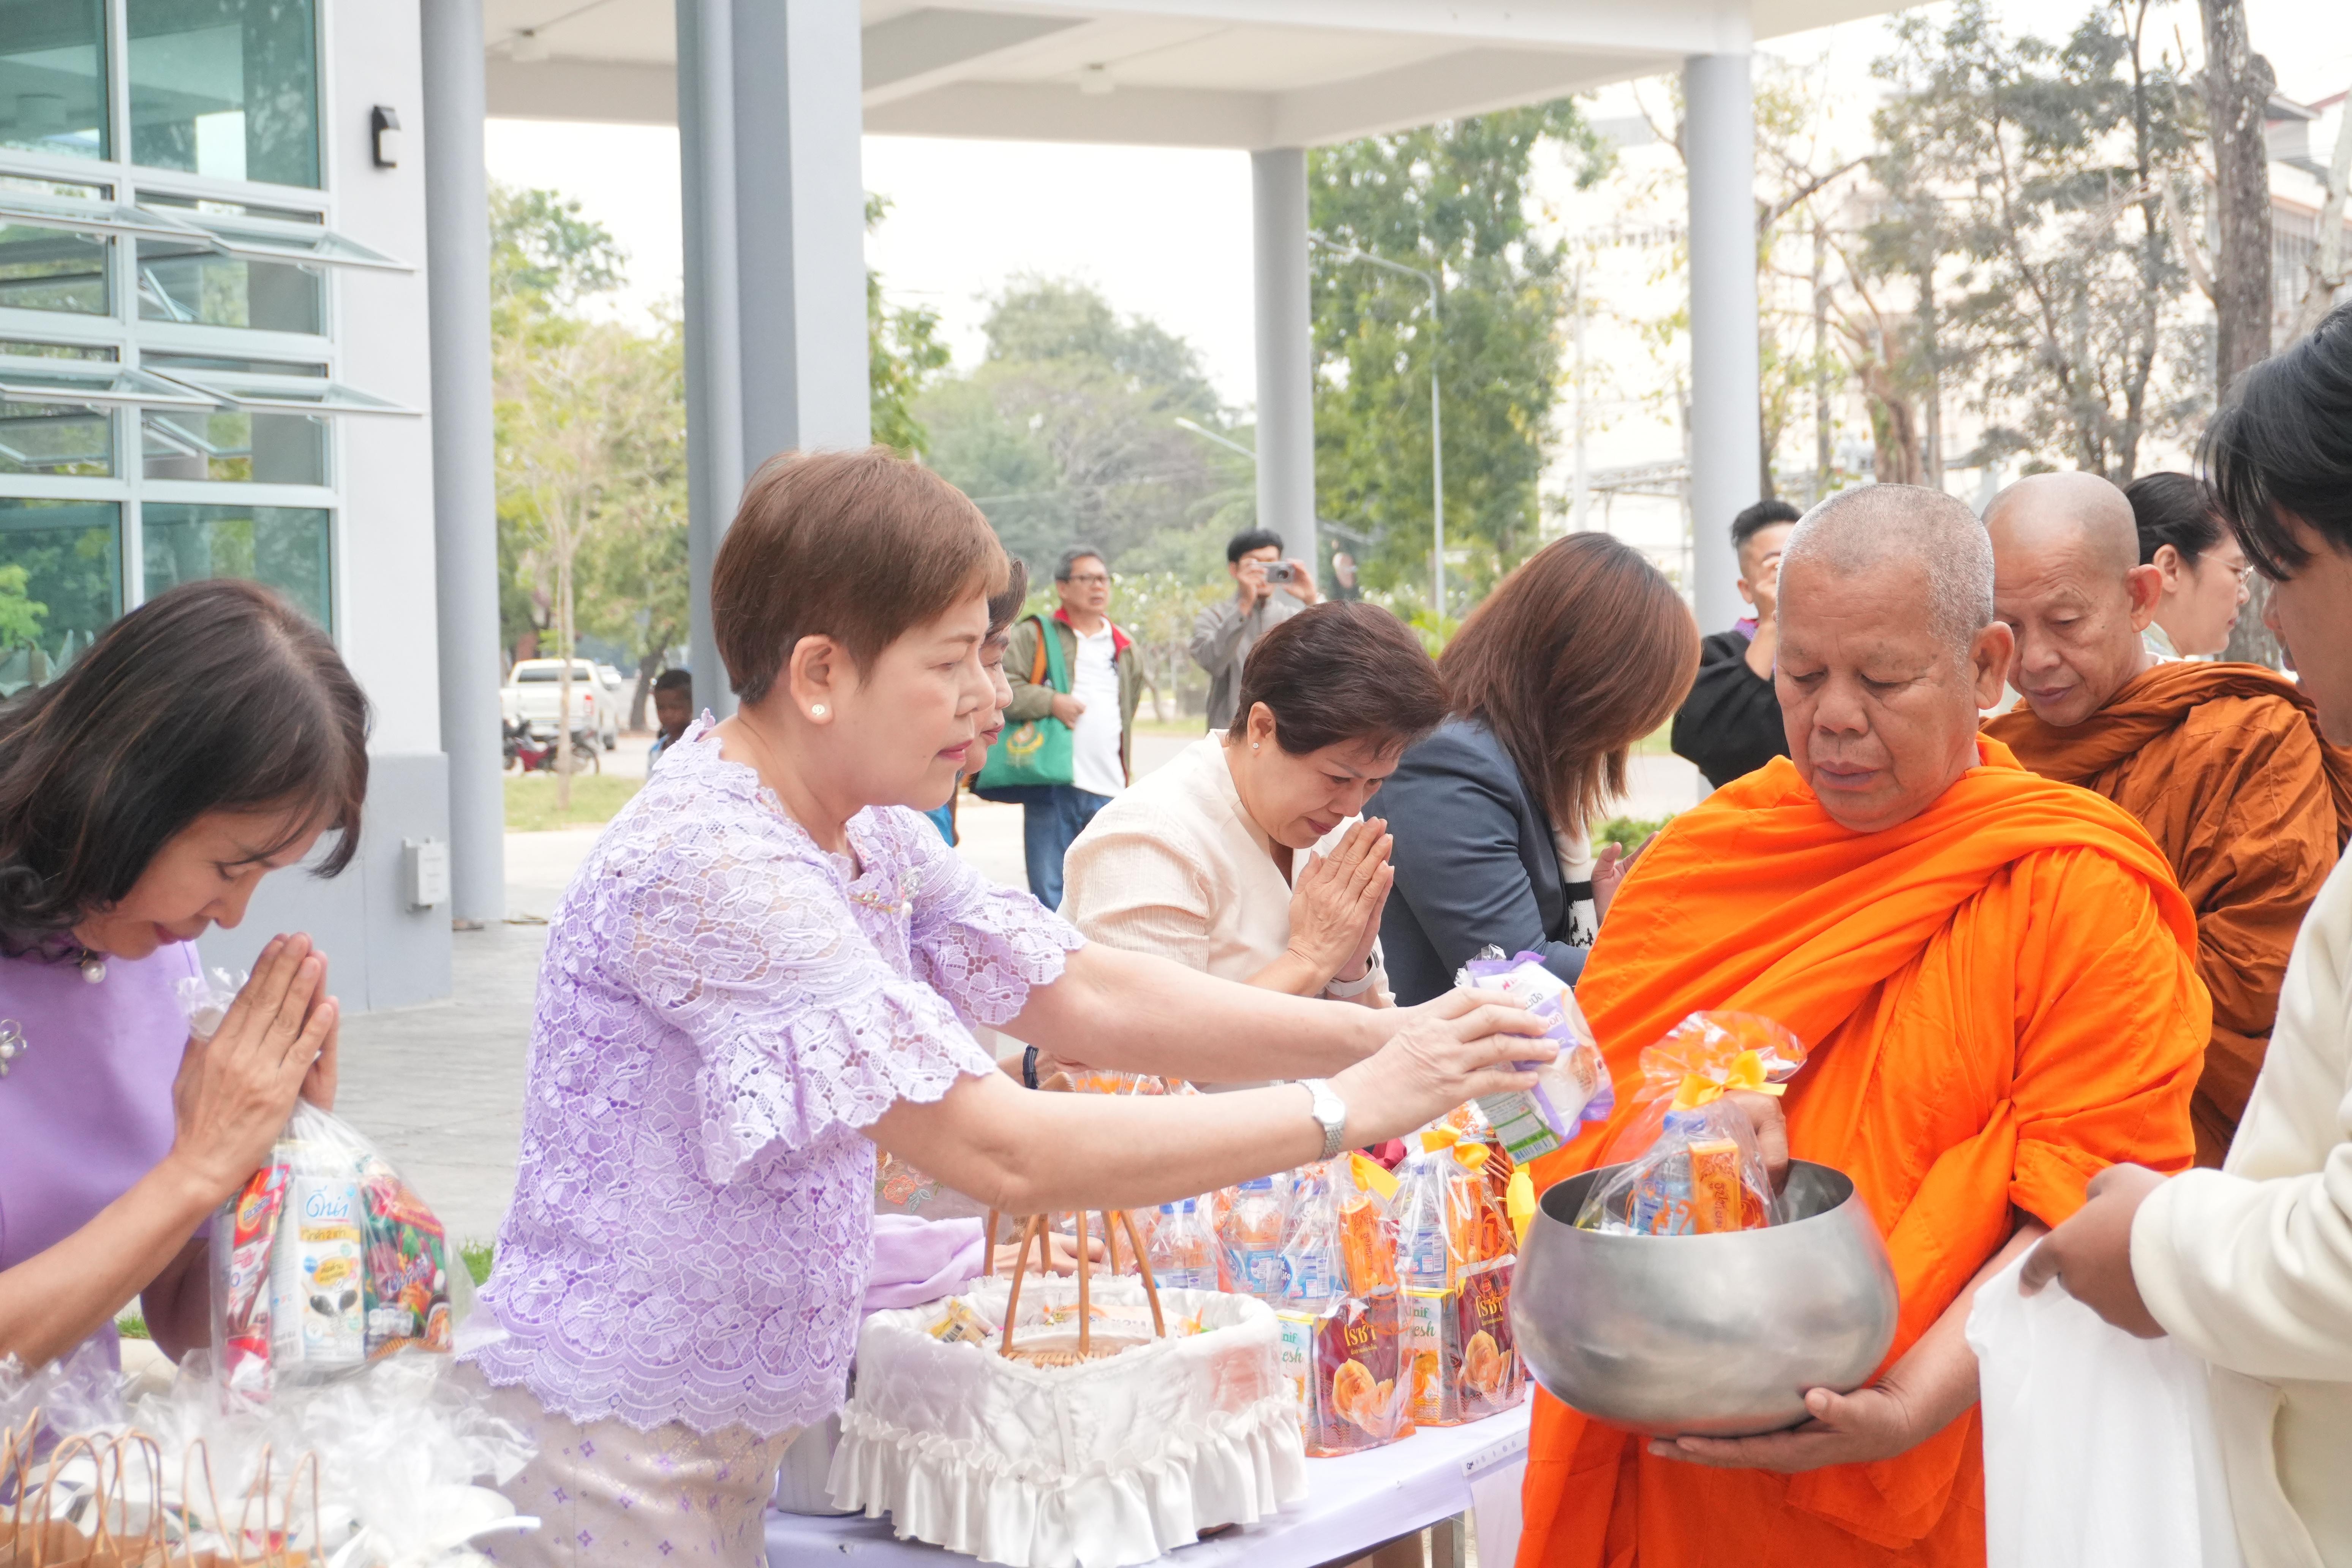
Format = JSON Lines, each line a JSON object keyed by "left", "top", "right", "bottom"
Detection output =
{"left": 620, "top": 814, "right": 998, "bottom": 1184}
{"left": 890, "top": 808, "right": 1086, "bottom": 1027}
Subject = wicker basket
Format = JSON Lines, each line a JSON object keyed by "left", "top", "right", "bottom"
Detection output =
{"left": 989, "top": 1207, "right": 1167, "bottom": 1368}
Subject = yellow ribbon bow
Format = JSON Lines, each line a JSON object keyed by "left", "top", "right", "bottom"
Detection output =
{"left": 1506, "top": 1168, "right": 1537, "bottom": 1247}
{"left": 1416, "top": 1127, "right": 1491, "bottom": 1173}
{"left": 1349, "top": 1151, "right": 1400, "bottom": 1202}
{"left": 1669, "top": 1048, "right": 1786, "bottom": 1112}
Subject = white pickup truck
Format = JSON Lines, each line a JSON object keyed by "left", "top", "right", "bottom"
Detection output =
{"left": 501, "top": 658, "right": 620, "bottom": 751}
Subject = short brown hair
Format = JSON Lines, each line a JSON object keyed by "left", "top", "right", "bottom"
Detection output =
{"left": 0, "top": 579, "right": 369, "bottom": 944}
{"left": 1225, "top": 601, "right": 1447, "bottom": 757}
{"left": 712, "top": 448, "right": 1008, "bottom": 704}
{"left": 1438, "top": 534, "right": 1698, "bottom": 832}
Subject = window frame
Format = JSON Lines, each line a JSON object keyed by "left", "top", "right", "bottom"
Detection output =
{"left": 0, "top": 0, "right": 381, "bottom": 653}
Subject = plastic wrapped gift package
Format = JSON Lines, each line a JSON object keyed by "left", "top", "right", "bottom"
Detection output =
{"left": 829, "top": 1276, "right": 1305, "bottom": 1568}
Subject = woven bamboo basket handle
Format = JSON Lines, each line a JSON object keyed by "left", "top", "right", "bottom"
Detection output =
{"left": 998, "top": 1213, "right": 1046, "bottom": 1358}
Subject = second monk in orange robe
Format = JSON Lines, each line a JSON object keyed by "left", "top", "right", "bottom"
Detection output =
{"left": 1518, "top": 485, "right": 2207, "bottom": 1568}
{"left": 1982, "top": 471, "right": 2352, "bottom": 1163}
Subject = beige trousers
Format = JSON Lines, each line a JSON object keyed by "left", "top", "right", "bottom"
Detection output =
{"left": 463, "top": 1368, "right": 799, "bottom": 1568}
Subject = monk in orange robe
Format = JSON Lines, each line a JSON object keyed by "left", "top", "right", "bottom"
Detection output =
{"left": 1982, "top": 471, "right": 2352, "bottom": 1164}
{"left": 1518, "top": 484, "right": 2207, "bottom": 1568}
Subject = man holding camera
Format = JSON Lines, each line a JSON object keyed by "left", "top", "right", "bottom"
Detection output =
{"left": 1189, "top": 527, "right": 1320, "bottom": 730}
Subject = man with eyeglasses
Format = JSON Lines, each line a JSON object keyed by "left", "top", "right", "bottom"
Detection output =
{"left": 1002, "top": 546, "right": 1141, "bottom": 906}
{"left": 1983, "top": 471, "right": 2352, "bottom": 1165}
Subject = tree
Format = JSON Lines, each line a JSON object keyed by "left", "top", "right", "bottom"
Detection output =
{"left": 867, "top": 195, "right": 951, "bottom": 455}
{"left": 1308, "top": 103, "right": 1612, "bottom": 609}
{"left": 0, "top": 564, "right": 43, "bottom": 649}
{"left": 916, "top": 278, "right": 1253, "bottom": 584}
{"left": 1869, "top": 0, "right": 2205, "bottom": 485}
{"left": 2197, "top": 0, "right": 2276, "bottom": 395}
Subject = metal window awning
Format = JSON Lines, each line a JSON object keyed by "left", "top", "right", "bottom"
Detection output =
{"left": 0, "top": 190, "right": 413, "bottom": 273}
{"left": 0, "top": 354, "right": 221, "bottom": 410}
{"left": 144, "top": 367, "right": 419, "bottom": 417}
{"left": 0, "top": 189, "right": 209, "bottom": 243}
{"left": 171, "top": 215, "right": 414, "bottom": 274}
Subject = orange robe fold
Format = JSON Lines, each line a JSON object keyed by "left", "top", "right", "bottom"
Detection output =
{"left": 1517, "top": 739, "right": 2207, "bottom": 1568}
{"left": 1986, "top": 660, "right": 2352, "bottom": 1163}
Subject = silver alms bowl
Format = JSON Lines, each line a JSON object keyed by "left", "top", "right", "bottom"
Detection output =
{"left": 1511, "top": 1159, "right": 1899, "bottom": 1437}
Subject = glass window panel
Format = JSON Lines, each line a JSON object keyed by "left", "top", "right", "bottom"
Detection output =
{"left": 141, "top": 501, "right": 328, "bottom": 628}
{"left": 141, "top": 405, "right": 324, "bottom": 483}
{"left": 143, "top": 348, "right": 323, "bottom": 376}
{"left": 0, "top": 338, "right": 113, "bottom": 360}
{"left": 0, "top": 496, "right": 120, "bottom": 697}
{"left": 0, "top": 0, "right": 109, "bottom": 161}
{"left": 127, "top": 0, "right": 318, "bottom": 189}
{"left": 0, "top": 394, "right": 110, "bottom": 474}
{"left": 0, "top": 219, "right": 106, "bottom": 313}
{"left": 138, "top": 189, "right": 320, "bottom": 224}
{"left": 136, "top": 234, "right": 319, "bottom": 332}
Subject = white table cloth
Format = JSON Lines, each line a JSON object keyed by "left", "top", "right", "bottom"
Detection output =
{"left": 768, "top": 1400, "right": 1530, "bottom": 1568}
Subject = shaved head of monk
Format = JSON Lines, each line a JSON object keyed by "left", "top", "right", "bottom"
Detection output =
{"left": 1774, "top": 485, "right": 2014, "bottom": 834}
{"left": 1984, "top": 471, "right": 2165, "bottom": 727}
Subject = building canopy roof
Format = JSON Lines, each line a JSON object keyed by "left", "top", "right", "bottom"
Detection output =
{"left": 484, "top": 0, "right": 1914, "bottom": 147}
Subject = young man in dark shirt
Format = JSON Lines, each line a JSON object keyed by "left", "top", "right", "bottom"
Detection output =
{"left": 1671, "top": 499, "right": 1800, "bottom": 790}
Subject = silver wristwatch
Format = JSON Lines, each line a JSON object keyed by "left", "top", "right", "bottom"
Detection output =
{"left": 1300, "top": 1078, "right": 1348, "bottom": 1161}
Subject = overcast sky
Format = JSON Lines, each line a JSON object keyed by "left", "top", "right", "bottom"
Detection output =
{"left": 485, "top": 0, "right": 2352, "bottom": 409}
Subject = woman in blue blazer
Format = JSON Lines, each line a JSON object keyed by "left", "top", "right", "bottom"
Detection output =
{"left": 1378, "top": 535, "right": 1700, "bottom": 1004}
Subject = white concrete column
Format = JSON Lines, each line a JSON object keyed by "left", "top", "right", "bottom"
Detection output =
{"left": 1251, "top": 148, "right": 1315, "bottom": 581}
{"left": 677, "top": 0, "right": 870, "bottom": 717}
{"left": 420, "top": 0, "right": 503, "bottom": 923}
{"left": 1683, "top": 50, "right": 1762, "bottom": 635}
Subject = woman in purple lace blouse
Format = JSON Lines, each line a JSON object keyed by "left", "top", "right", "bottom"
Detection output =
{"left": 0, "top": 583, "right": 366, "bottom": 1373}
{"left": 463, "top": 450, "right": 1552, "bottom": 1566}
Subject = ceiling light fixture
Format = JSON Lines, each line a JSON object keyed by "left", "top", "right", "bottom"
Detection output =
{"left": 510, "top": 29, "right": 550, "bottom": 63}
{"left": 1078, "top": 63, "right": 1114, "bottom": 96}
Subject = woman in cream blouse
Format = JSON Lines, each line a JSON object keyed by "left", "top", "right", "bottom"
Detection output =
{"left": 1061, "top": 602, "right": 1449, "bottom": 1021}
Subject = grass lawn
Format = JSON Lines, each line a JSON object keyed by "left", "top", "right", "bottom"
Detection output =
{"left": 506, "top": 772, "right": 641, "bottom": 832}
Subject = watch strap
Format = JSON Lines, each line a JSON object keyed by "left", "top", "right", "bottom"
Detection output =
{"left": 1300, "top": 1077, "right": 1348, "bottom": 1161}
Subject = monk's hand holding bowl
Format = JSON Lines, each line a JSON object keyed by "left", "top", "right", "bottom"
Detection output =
{"left": 1720, "top": 1089, "right": 1790, "bottom": 1193}
{"left": 2017, "top": 1162, "right": 2168, "bottom": 1338}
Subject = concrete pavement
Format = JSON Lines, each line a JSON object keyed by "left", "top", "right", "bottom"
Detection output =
{"left": 335, "top": 727, "right": 1702, "bottom": 1247}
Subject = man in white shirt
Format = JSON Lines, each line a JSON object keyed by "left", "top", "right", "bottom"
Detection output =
{"left": 1002, "top": 547, "right": 1140, "bottom": 906}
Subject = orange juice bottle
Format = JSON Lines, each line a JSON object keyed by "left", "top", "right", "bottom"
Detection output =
{"left": 1223, "top": 1177, "right": 1288, "bottom": 1300}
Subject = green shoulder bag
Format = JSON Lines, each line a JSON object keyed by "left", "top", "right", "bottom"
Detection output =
{"left": 974, "top": 614, "right": 1075, "bottom": 794}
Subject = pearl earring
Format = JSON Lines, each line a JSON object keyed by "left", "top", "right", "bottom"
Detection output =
{"left": 1252, "top": 742, "right": 1260, "bottom": 750}
{"left": 811, "top": 704, "right": 827, "bottom": 717}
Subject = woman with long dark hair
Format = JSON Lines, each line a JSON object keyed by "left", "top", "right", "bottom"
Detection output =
{"left": 0, "top": 579, "right": 368, "bottom": 1370}
{"left": 1377, "top": 534, "right": 1701, "bottom": 1004}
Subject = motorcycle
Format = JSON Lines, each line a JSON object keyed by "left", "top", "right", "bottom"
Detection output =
{"left": 504, "top": 718, "right": 601, "bottom": 775}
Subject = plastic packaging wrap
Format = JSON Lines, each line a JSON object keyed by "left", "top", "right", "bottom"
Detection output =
{"left": 1390, "top": 1132, "right": 1523, "bottom": 1426}
{"left": 1574, "top": 1010, "right": 1807, "bottom": 1235}
{"left": 1144, "top": 1198, "right": 1220, "bottom": 1292}
{"left": 0, "top": 1348, "right": 536, "bottom": 1567}
{"left": 1452, "top": 949, "right": 1614, "bottom": 1162}
{"left": 177, "top": 972, "right": 471, "bottom": 1407}
{"left": 1220, "top": 1177, "right": 1289, "bottom": 1302}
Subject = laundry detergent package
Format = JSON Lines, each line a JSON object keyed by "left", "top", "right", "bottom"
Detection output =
{"left": 1454, "top": 948, "right": 1615, "bottom": 1162}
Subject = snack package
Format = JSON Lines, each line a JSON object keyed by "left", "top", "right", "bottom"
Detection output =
{"left": 1276, "top": 1291, "right": 1415, "bottom": 1457}
{"left": 180, "top": 971, "right": 469, "bottom": 1405}
{"left": 1336, "top": 1154, "right": 1399, "bottom": 1298}
{"left": 1146, "top": 1197, "right": 1221, "bottom": 1291}
{"left": 1222, "top": 1176, "right": 1290, "bottom": 1302}
{"left": 1453, "top": 949, "right": 1615, "bottom": 1162}
{"left": 1573, "top": 1010, "right": 1808, "bottom": 1235}
{"left": 1393, "top": 1133, "right": 1524, "bottom": 1424}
